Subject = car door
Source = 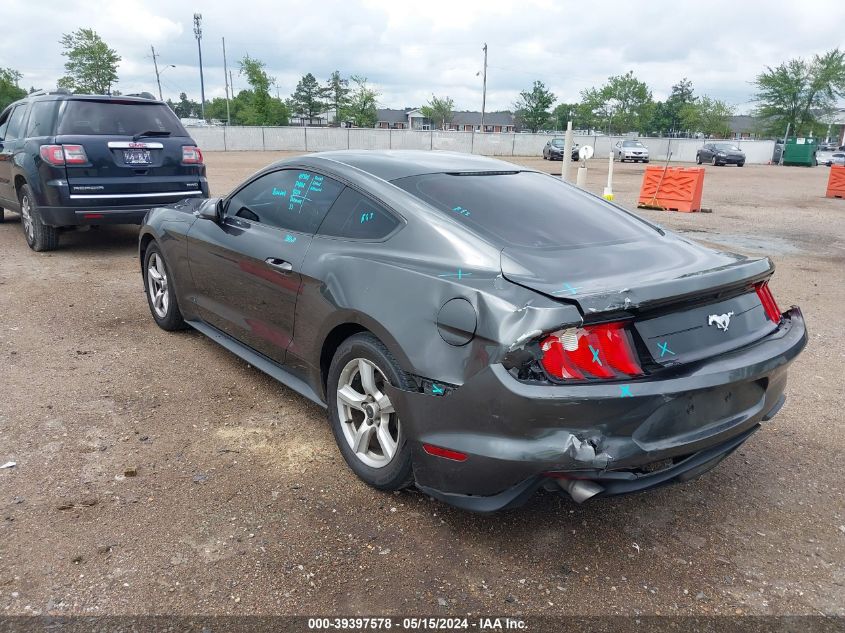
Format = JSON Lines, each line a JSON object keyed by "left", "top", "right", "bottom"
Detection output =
{"left": 0, "top": 104, "right": 29, "bottom": 206}
{"left": 187, "top": 168, "right": 344, "bottom": 364}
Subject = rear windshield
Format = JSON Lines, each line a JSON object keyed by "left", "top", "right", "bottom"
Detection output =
{"left": 57, "top": 100, "right": 188, "bottom": 136}
{"left": 393, "top": 171, "right": 654, "bottom": 248}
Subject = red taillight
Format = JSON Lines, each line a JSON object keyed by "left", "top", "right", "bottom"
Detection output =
{"left": 39, "top": 145, "right": 65, "bottom": 166}
{"left": 756, "top": 281, "right": 782, "bottom": 323}
{"left": 422, "top": 444, "right": 468, "bottom": 462}
{"left": 540, "top": 321, "right": 643, "bottom": 381}
{"left": 39, "top": 144, "right": 88, "bottom": 165}
{"left": 62, "top": 144, "right": 88, "bottom": 164}
{"left": 182, "top": 146, "right": 203, "bottom": 164}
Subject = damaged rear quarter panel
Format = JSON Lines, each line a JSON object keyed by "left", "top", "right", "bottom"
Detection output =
{"left": 290, "top": 194, "right": 583, "bottom": 396}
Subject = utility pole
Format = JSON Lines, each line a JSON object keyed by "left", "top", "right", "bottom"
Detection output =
{"left": 480, "top": 43, "right": 488, "bottom": 132}
{"left": 222, "top": 37, "right": 231, "bottom": 125}
{"left": 151, "top": 45, "right": 163, "bottom": 101}
{"left": 193, "top": 13, "right": 206, "bottom": 120}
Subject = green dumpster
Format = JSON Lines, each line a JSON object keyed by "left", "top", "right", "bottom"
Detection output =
{"left": 782, "top": 137, "right": 818, "bottom": 167}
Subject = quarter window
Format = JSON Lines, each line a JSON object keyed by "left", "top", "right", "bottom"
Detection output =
{"left": 4, "top": 105, "right": 28, "bottom": 141}
{"left": 318, "top": 187, "right": 400, "bottom": 240}
{"left": 226, "top": 169, "right": 343, "bottom": 234}
{"left": 26, "top": 101, "right": 60, "bottom": 137}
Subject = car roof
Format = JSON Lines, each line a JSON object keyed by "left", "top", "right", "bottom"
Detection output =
{"left": 279, "top": 150, "right": 525, "bottom": 182}
{"left": 9, "top": 93, "right": 165, "bottom": 108}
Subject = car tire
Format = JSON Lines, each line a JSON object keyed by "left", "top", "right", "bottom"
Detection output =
{"left": 19, "top": 184, "right": 59, "bottom": 252}
{"left": 711, "top": 156, "right": 718, "bottom": 166}
{"left": 696, "top": 154, "right": 702, "bottom": 165}
{"left": 327, "top": 332, "right": 414, "bottom": 491}
{"left": 142, "top": 243, "right": 187, "bottom": 331}
{"left": 644, "top": 159, "right": 649, "bottom": 163}
{"left": 738, "top": 162, "right": 745, "bottom": 167}
{"left": 0, "top": 207, "right": 5, "bottom": 223}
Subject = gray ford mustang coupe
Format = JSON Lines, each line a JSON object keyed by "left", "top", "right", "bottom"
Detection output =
{"left": 138, "top": 150, "right": 806, "bottom": 511}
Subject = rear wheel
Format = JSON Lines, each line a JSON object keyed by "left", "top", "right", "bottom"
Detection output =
{"left": 143, "top": 243, "right": 187, "bottom": 331}
{"left": 20, "top": 184, "right": 59, "bottom": 252}
{"left": 327, "top": 333, "right": 413, "bottom": 491}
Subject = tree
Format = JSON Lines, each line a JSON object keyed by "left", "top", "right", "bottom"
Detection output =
{"left": 171, "top": 92, "right": 200, "bottom": 119}
{"left": 324, "top": 71, "right": 350, "bottom": 126}
{"left": 237, "top": 55, "right": 289, "bottom": 126}
{"left": 754, "top": 48, "right": 845, "bottom": 136}
{"left": 514, "top": 81, "right": 555, "bottom": 132}
{"left": 577, "top": 71, "right": 653, "bottom": 135}
{"left": 650, "top": 78, "right": 696, "bottom": 136}
{"left": 57, "top": 28, "right": 120, "bottom": 94}
{"left": 551, "top": 103, "right": 580, "bottom": 130}
{"left": 420, "top": 94, "right": 455, "bottom": 130}
{"left": 290, "top": 73, "right": 327, "bottom": 125}
{"left": 680, "top": 96, "right": 734, "bottom": 138}
{"left": 342, "top": 75, "right": 379, "bottom": 127}
{"left": 0, "top": 68, "right": 27, "bottom": 111}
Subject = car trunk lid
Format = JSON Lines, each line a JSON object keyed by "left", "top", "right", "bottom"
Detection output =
{"left": 501, "top": 237, "right": 777, "bottom": 365}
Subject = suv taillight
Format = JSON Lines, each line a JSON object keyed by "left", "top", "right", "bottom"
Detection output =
{"left": 755, "top": 281, "right": 782, "bottom": 323}
{"left": 39, "top": 145, "right": 65, "bottom": 166}
{"left": 62, "top": 145, "right": 88, "bottom": 164}
{"left": 182, "top": 146, "right": 203, "bottom": 164}
{"left": 540, "top": 321, "right": 643, "bottom": 381}
{"left": 39, "top": 144, "right": 88, "bottom": 166}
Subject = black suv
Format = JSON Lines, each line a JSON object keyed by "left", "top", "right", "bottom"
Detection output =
{"left": 0, "top": 90, "right": 209, "bottom": 251}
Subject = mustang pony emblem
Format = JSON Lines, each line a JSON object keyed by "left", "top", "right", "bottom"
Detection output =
{"left": 708, "top": 311, "right": 734, "bottom": 332}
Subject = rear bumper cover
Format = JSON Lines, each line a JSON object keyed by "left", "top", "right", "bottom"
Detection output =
{"left": 386, "top": 307, "right": 807, "bottom": 511}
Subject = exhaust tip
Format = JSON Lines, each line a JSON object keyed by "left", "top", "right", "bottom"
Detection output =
{"left": 558, "top": 478, "right": 604, "bottom": 503}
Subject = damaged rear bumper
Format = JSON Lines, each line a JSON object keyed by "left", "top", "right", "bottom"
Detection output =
{"left": 386, "top": 307, "right": 807, "bottom": 512}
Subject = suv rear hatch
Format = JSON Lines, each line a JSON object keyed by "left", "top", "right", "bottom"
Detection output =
{"left": 55, "top": 99, "right": 204, "bottom": 205}
{"left": 501, "top": 237, "right": 779, "bottom": 367}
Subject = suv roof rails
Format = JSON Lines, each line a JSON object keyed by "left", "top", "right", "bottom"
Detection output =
{"left": 125, "top": 92, "right": 157, "bottom": 100}
{"left": 27, "top": 88, "right": 73, "bottom": 97}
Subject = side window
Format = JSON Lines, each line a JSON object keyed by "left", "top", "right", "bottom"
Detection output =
{"left": 5, "top": 105, "right": 29, "bottom": 141}
{"left": 0, "top": 108, "right": 10, "bottom": 139}
{"left": 226, "top": 169, "right": 343, "bottom": 234}
{"left": 25, "top": 101, "right": 59, "bottom": 138}
{"left": 318, "top": 187, "right": 400, "bottom": 240}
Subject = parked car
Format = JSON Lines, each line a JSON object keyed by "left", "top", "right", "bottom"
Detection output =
{"left": 139, "top": 150, "right": 806, "bottom": 512}
{"left": 818, "top": 150, "right": 845, "bottom": 166}
{"left": 614, "top": 139, "right": 650, "bottom": 163}
{"left": 542, "top": 138, "right": 580, "bottom": 161}
{"left": 0, "top": 90, "right": 208, "bottom": 251}
{"left": 697, "top": 142, "right": 746, "bottom": 166}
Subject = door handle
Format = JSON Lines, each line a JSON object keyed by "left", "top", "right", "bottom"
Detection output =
{"left": 265, "top": 257, "right": 293, "bottom": 272}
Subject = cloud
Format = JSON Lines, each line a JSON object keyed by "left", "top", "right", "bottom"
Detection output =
{"left": 1, "top": 0, "right": 843, "bottom": 112}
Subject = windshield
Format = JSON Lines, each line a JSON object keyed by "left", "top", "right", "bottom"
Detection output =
{"left": 714, "top": 143, "right": 740, "bottom": 151}
{"left": 57, "top": 100, "right": 188, "bottom": 136}
{"left": 622, "top": 140, "right": 644, "bottom": 147}
{"left": 551, "top": 139, "right": 564, "bottom": 147}
{"left": 393, "top": 171, "right": 654, "bottom": 249}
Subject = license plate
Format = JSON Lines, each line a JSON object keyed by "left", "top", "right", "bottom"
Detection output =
{"left": 124, "top": 149, "right": 152, "bottom": 165}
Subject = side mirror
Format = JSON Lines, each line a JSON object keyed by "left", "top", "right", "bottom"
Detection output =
{"left": 198, "top": 198, "right": 223, "bottom": 222}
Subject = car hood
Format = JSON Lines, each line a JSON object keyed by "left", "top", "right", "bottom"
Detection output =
{"left": 500, "top": 236, "right": 773, "bottom": 314}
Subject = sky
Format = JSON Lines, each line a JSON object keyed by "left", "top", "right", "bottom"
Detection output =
{"left": 2, "top": 0, "right": 845, "bottom": 114}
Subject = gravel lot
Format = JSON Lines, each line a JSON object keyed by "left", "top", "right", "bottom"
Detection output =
{"left": 0, "top": 151, "right": 842, "bottom": 619}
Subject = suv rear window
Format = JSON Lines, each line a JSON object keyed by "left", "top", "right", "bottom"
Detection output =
{"left": 57, "top": 100, "right": 187, "bottom": 136}
{"left": 393, "top": 171, "right": 653, "bottom": 249}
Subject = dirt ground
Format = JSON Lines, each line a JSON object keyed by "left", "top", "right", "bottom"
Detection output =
{"left": 0, "top": 151, "right": 843, "bottom": 619}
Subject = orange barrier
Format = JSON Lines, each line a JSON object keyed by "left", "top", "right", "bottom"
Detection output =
{"left": 826, "top": 165, "right": 845, "bottom": 199}
{"left": 637, "top": 166, "right": 705, "bottom": 212}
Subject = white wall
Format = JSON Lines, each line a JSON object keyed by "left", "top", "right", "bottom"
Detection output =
{"left": 187, "top": 126, "right": 776, "bottom": 164}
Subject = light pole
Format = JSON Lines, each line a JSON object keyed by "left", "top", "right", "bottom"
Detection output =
{"left": 479, "top": 43, "right": 488, "bottom": 132}
{"left": 222, "top": 37, "right": 231, "bottom": 125}
{"left": 150, "top": 46, "right": 175, "bottom": 102}
{"left": 193, "top": 13, "right": 206, "bottom": 120}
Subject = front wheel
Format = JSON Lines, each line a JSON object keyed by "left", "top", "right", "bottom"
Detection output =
{"left": 327, "top": 333, "right": 413, "bottom": 491}
{"left": 20, "top": 185, "right": 59, "bottom": 251}
{"left": 711, "top": 156, "right": 718, "bottom": 166}
{"left": 143, "top": 243, "right": 187, "bottom": 331}
{"left": 696, "top": 154, "right": 702, "bottom": 165}
{"left": 738, "top": 162, "right": 745, "bottom": 167}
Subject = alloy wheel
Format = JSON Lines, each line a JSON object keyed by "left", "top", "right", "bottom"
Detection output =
{"left": 336, "top": 358, "right": 400, "bottom": 469}
{"left": 147, "top": 252, "right": 170, "bottom": 318}
{"left": 20, "top": 195, "right": 34, "bottom": 243}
